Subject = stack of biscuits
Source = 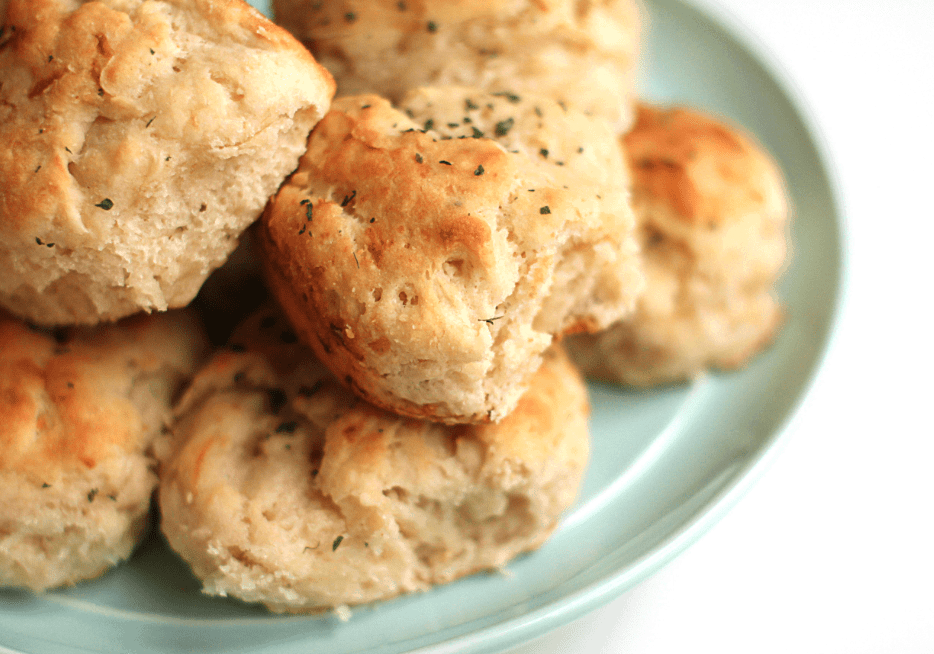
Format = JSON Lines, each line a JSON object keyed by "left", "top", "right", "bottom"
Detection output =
{"left": 0, "top": 0, "right": 789, "bottom": 615}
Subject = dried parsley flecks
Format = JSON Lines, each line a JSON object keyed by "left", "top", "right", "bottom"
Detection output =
{"left": 332, "top": 535, "right": 344, "bottom": 551}
{"left": 267, "top": 388, "right": 288, "bottom": 414}
{"left": 540, "top": 206, "right": 551, "bottom": 215}
{"left": 474, "top": 164, "right": 485, "bottom": 176}
{"left": 415, "top": 153, "right": 424, "bottom": 164}
{"left": 341, "top": 190, "right": 356, "bottom": 207}
{"left": 494, "top": 117, "right": 514, "bottom": 137}
{"left": 95, "top": 198, "right": 114, "bottom": 210}
{"left": 423, "top": 118, "right": 434, "bottom": 131}
{"left": 87, "top": 488, "right": 98, "bottom": 503}
{"left": 298, "top": 380, "right": 324, "bottom": 397}
{"left": 465, "top": 98, "right": 479, "bottom": 111}
{"left": 397, "top": 0, "right": 407, "bottom": 9}
{"left": 480, "top": 316, "right": 504, "bottom": 325}
{"left": 344, "top": 11, "right": 357, "bottom": 22}
{"left": 439, "top": 160, "right": 452, "bottom": 166}
{"left": 539, "top": 148, "right": 549, "bottom": 159}
{"left": 492, "top": 91, "right": 521, "bottom": 104}
{"left": 41, "top": 483, "right": 51, "bottom": 489}
{"left": 471, "top": 126, "right": 484, "bottom": 139}
{"left": 427, "top": 20, "right": 438, "bottom": 32}
{"left": 275, "top": 421, "right": 298, "bottom": 434}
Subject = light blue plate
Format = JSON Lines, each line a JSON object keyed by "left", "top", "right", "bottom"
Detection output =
{"left": 0, "top": 0, "right": 843, "bottom": 652}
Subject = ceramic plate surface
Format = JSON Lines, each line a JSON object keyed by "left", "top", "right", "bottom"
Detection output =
{"left": 0, "top": 0, "right": 843, "bottom": 652}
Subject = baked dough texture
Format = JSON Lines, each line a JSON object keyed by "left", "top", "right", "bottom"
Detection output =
{"left": 157, "top": 305, "right": 590, "bottom": 613}
{"left": 257, "top": 87, "right": 641, "bottom": 423}
{"left": 0, "top": 310, "right": 207, "bottom": 592}
{"left": 0, "top": 0, "right": 334, "bottom": 326}
{"left": 567, "top": 103, "right": 790, "bottom": 385}
{"left": 273, "top": 0, "right": 641, "bottom": 130}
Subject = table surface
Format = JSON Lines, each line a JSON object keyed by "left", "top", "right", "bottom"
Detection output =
{"left": 509, "top": 1, "right": 934, "bottom": 652}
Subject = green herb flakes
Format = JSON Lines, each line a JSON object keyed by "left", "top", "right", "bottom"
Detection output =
{"left": 492, "top": 91, "right": 521, "bottom": 104}
{"left": 494, "top": 117, "right": 514, "bottom": 137}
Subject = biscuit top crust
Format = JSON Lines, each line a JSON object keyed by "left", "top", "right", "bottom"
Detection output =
{"left": 623, "top": 103, "right": 789, "bottom": 231}
{"left": 0, "top": 311, "right": 207, "bottom": 484}
{"left": 168, "top": 305, "right": 588, "bottom": 497}
{"left": 286, "top": 0, "right": 638, "bottom": 47}
{"left": 274, "top": 0, "right": 641, "bottom": 128}
{"left": 158, "top": 304, "right": 589, "bottom": 610}
{"left": 259, "top": 87, "right": 640, "bottom": 422}
{"left": 0, "top": 0, "right": 328, "bottom": 235}
{"left": 0, "top": 0, "right": 334, "bottom": 325}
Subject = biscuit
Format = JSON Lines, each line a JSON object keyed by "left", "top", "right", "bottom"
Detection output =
{"left": 157, "top": 305, "right": 590, "bottom": 613}
{"left": 0, "top": 0, "right": 334, "bottom": 325}
{"left": 0, "top": 310, "right": 208, "bottom": 592}
{"left": 273, "top": 0, "right": 641, "bottom": 130}
{"left": 566, "top": 103, "right": 790, "bottom": 385}
{"left": 256, "top": 87, "right": 642, "bottom": 423}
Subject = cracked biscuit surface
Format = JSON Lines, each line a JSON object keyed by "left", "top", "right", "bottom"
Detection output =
{"left": 274, "top": 0, "right": 641, "bottom": 130}
{"left": 157, "top": 304, "right": 589, "bottom": 613}
{"left": 257, "top": 87, "right": 641, "bottom": 423}
{"left": 0, "top": 310, "right": 207, "bottom": 591}
{"left": 567, "top": 103, "right": 790, "bottom": 385}
{"left": 0, "top": 0, "right": 334, "bottom": 325}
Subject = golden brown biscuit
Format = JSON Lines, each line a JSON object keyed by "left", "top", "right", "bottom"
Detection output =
{"left": 157, "top": 305, "right": 590, "bottom": 613}
{"left": 273, "top": 0, "right": 641, "bottom": 130}
{"left": 0, "top": 310, "right": 208, "bottom": 591}
{"left": 566, "top": 103, "right": 790, "bottom": 385}
{"left": 257, "top": 87, "right": 641, "bottom": 423}
{"left": 0, "top": 0, "right": 334, "bottom": 325}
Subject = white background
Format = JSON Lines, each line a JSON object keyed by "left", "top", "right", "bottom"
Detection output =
{"left": 510, "top": 1, "right": 934, "bottom": 652}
